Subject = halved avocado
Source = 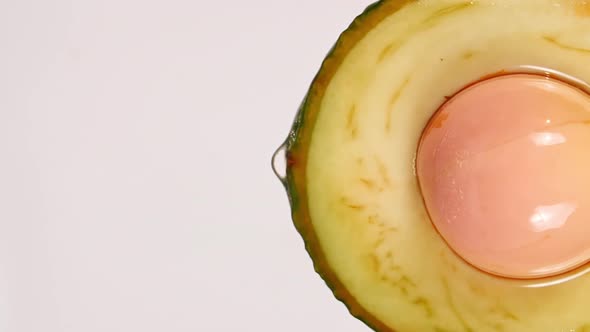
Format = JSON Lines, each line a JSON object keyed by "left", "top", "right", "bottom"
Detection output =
{"left": 275, "top": 1, "right": 590, "bottom": 331}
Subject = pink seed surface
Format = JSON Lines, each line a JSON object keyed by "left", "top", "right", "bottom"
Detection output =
{"left": 417, "top": 74, "right": 590, "bottom": 278}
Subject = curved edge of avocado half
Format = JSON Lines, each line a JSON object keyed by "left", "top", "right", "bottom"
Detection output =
{"left": 281, "top": 1, "right": 412, "bottom": 331}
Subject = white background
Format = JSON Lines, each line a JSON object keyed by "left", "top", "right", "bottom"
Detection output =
{"left": 0, "top": 0, "right": 375, "bottom": 331}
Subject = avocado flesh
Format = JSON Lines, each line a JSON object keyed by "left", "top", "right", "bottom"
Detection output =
{"left": 284, "top": 1, "right": 590, "bottom": 331}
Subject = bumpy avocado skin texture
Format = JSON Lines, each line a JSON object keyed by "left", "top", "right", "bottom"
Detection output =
{"left": 282, "top": 1, "right": 411, "bottom": 331}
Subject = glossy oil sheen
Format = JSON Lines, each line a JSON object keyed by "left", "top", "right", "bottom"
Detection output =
{"left": 417, "top": 73, "right": 590, "bottom": 279}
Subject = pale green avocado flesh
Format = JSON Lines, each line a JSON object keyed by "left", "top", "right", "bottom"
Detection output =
{"left": 278, "top": 1, "right": 590, "bottom": 331}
